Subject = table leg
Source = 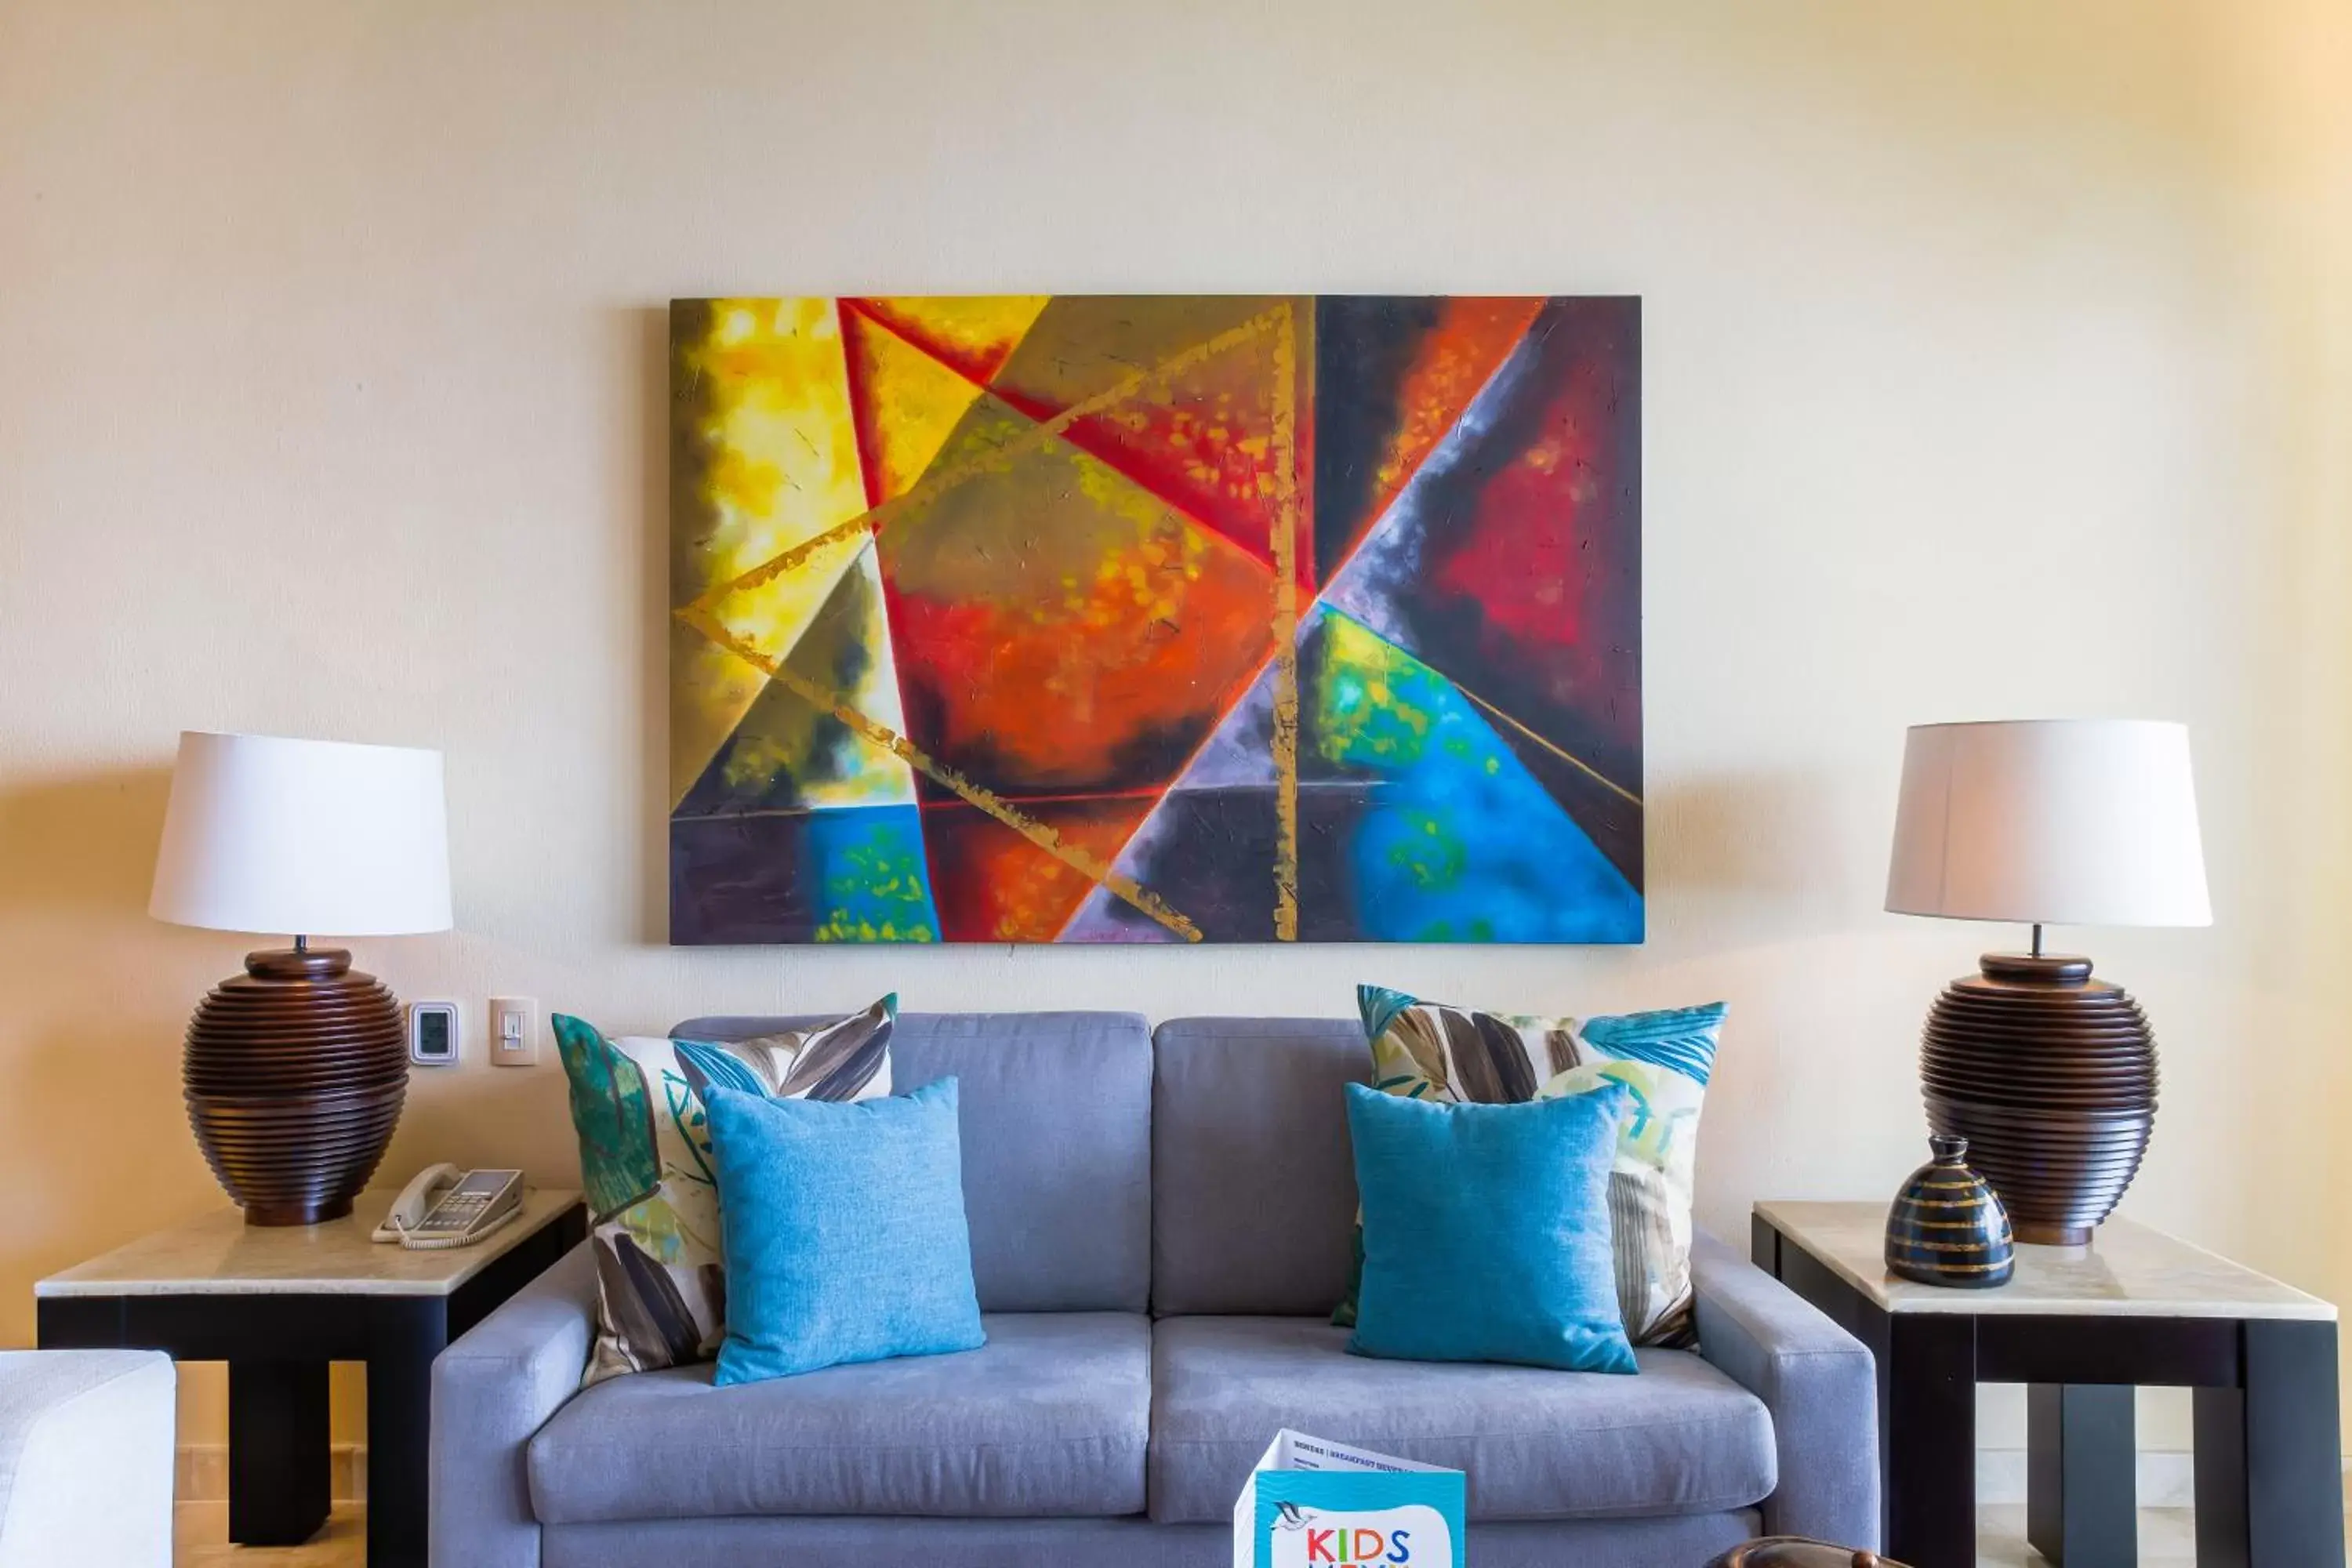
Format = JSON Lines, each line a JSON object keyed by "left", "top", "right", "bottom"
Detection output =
{"left": 1882, "top": 1313, "right": 1977, "bottom": 1568}
{"left": 1751, "top": 1212, "right": 1781, "bottom": 1274}
{"left": 2026, "top": 1383, "right": 2136, "bottom": 1567}
{"left": 2194, "top": 1319, "right": 2346, "bottom": 1568}
{"left": 227, "top": 1360, "right": 330, "bottom": 1546}
{"left": 365, "top": 1301, "right": 448, "bottom": 1568}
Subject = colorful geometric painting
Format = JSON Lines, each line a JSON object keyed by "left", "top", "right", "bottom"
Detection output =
{"left": 669, "top": 296, "right": 1642, "bottom": 945}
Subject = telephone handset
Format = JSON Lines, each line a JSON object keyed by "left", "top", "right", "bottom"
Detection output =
{"left": 372, "top": 1165, "right": 525, "bottom": 1250}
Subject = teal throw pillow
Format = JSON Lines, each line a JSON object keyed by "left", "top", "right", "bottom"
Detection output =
{"left": 705, "top": 1076, "right": 985, "bottom": 1384}
{"left": 1338, "top": 987, "right": 1726, "bottom": 1348}
{"left": 1345, "top": 1079, "right": 1638, "bottom": 1374}
{"left": 550, "top": 998, "right": 896, "bottom": 1386}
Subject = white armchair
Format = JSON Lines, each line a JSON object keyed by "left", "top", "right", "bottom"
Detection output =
{"left": 0, "top": 1350, "right": 174, "bottom": 1568}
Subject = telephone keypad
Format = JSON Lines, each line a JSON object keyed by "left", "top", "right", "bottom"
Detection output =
{"left": 420, "top": 1195, "right": 491, "bottom": 1232}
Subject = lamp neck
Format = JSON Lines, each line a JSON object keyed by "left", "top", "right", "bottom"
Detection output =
{"left": 245, "top": 946, "right": 352, "bottom": 982}
{"left": 1980, "top": 951, "right": 2094, "bottom": 985}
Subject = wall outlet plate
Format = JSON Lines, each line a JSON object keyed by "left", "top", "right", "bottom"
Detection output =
{"left": 489, "top": 996, "right": 539, "bottom": 1067}
{"left": 407, "top": 1000, "right": 462, "bottom": 1066}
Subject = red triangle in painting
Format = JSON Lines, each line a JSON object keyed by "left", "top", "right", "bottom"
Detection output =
{"left": 990, "top": 299, "right": 1316, "bottom": 590}
{"left": 1054, "top": 393, "right": 1314, "bottom": 590}
{"left": 1315, "top": 296, "right": 1545, "bottom": 586}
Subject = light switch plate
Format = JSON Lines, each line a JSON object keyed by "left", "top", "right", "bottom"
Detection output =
{"left": 488, "top": 996, "right": 539, "bottom": 1066}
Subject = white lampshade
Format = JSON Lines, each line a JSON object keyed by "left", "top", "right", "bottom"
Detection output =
{"left": 149, "top": 731, "right": 452, "bottom": 938}
{"left": 1886, "top": 719, "right": 2210, "bottom": 927}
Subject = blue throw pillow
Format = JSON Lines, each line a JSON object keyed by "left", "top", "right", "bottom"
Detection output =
{"left": 704, "top": 1076, "right": 985, "bottom": 1384}
{"left": 1345, "top": 1080, "right": 1637, "bottom": 1374}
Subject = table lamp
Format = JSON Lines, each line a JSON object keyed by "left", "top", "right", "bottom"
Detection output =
{"left": 150, "top": 732, "right": 452, "bottom": 1225}
{"left": 1885, "top": 719, "right": 2209, "bottom": 1245}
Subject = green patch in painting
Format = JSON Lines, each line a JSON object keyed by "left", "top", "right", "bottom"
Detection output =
{"left": 808, "top": 804, "right": 942, "bottom": 943}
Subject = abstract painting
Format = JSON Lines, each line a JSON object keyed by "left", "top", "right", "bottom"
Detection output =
{"left": 669, "top": 296, "right": 1641, "bottom": 945}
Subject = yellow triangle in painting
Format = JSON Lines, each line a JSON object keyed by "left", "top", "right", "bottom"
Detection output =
{"left": 850, "top": 296, "right": 1049, "bottom": 387}
{"left": 671, "top": 297, "right": 873, "bottom": 807}
{"left": 843, "top": 307, "right": 989, "bottom": 502}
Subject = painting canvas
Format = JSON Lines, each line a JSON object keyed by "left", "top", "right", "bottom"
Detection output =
{"left": 669, "top": 296, "right": 1641, "bottom": 945}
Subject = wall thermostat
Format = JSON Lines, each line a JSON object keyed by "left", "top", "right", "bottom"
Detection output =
{"left": 407, "top": 1000, "right": 463, "bottom": 1066}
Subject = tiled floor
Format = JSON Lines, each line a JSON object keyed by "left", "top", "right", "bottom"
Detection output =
{"left": 172, "top": 1500, "right": 2352, "bottom": 1565}
{"left": 175, "top": 1503, "right": 365, "bottom": 1566}
{"left": 1977, "top": 1503, "right": 2195, "bottom": 1565}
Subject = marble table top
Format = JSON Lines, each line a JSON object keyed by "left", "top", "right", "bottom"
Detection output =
{"left": 36, "top": 1187, "right": 582, "bottom": 1298}
{"left": 1755, "top": 1200, "right": 2336, "bottom": 1322}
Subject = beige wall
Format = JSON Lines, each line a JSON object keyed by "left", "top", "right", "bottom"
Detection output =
{"left": 2, "top": 0, "right": 2345, "bottom": 1457}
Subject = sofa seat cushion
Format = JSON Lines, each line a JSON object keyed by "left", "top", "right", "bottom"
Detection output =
{"left": 1148, "top": 1316, "right": 1774, "bottom": 1523}
{"left": 529, "top": 1313, "right": 1149, "bottom": 1523}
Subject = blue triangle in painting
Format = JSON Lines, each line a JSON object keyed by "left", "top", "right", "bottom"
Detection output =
{"left": 1310, "top": 344, "right": 1644, "bottom": 891}
{"left": 1062, "top": 606, "right": 1643, "bottom": 943}
{"left": 1312, "top": 608, "right": 1641, "bottom": 943}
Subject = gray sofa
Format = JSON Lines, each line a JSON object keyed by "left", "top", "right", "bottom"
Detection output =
{"left": 433, "top": 1013, "right": 1878, "bottom": 1568}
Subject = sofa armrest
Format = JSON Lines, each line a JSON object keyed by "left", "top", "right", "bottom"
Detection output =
{"left": 1692, "top": 1230, "right": 1879, "bottom": 1548}
{"left": 0, "top": 1350, "right": 174, "bottom": 1568}
{"left": 430, "top": 1240, "right": 596, "bottom": 1568}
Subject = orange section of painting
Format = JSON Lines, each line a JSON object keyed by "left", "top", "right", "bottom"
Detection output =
{"left": 922, "top": 797, "right": 1158, "bottom": 942}
{"left": 890, "top": 554, "right": 1272, "bottom": 789}
{"left": 879, "top": 390, "right": 1278, "bottom": 796}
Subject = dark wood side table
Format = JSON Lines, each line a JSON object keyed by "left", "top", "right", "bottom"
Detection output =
{"left": 1755, "top": 1200, "right": 2343, "bottom": 1568}
{"left": 36, "top": 1186, "right": 586, "bottom": 1568}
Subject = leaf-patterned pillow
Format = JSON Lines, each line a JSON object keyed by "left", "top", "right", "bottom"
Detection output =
{"left": 551, "top": 996, "right": 895, "bottom": 1386}
{"left": 1334, "top": 985, "right": 1724, "bottom": 1348}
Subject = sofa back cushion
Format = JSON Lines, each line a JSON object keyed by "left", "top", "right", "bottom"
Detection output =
{"left": 1151, "top": 1018, "right": 1368, "bottom": 1316}
{"left": 672, "top": 1011, "right": 1151, "bottom": 1313}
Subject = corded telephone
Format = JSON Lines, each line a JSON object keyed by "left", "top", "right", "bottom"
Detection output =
{"left": 371, "top": 1165, "right": 525, "bottom": 1250}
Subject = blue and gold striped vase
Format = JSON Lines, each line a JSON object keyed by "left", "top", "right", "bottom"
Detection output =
{"left": 1885, "top": 1134, "right": 2014, "bottom": 1288}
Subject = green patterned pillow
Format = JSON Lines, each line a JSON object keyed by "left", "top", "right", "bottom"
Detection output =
{"left": 1335, "top": 985, "right": 1724, "bottom": 1347}
{"left": 551, "top": 996, "right": 895, "bottom": 1385}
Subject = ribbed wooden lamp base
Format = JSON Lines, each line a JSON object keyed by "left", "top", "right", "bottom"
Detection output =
{"left": 183, "top": 947, "right": 408, "bottom": 1226}
{"left": 1918, "top": 953, "right": 2156, "bottom": 1247}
